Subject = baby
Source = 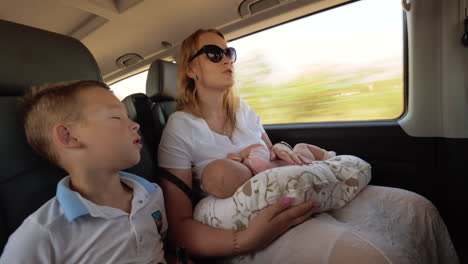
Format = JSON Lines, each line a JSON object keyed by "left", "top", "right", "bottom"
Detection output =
{"left": 201, "top": 143, "right": 336, "bottom": 198}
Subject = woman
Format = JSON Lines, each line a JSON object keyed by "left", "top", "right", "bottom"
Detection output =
{"left": 158, "top": 29, "right": 459, "bottom": 263}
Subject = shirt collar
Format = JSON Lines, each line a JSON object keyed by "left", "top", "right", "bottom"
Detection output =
{"left": 119, "top": 171, "right": 157, "bottom": 194}
{"left": 56, "top": 171, "right": 157, "bottom": 222}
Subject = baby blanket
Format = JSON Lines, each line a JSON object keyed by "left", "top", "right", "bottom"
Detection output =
{"left": 194, "top": 155, "right": 371, "bottom": 230}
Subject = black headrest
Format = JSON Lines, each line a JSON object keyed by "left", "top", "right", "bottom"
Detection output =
{"left": 122, "top": 93, "right": 152, "bottom": 122}
{"left": 0, "top": 19, "right": 102, "bottom": 96}
{"left": 0, "top": 20, "right": 103, "bottom": 251}
{"left": 0, "top": 19, "right": 103, "bottom": 182}
{"left": 146, "top": 59, "right": 178, "bottom": 99}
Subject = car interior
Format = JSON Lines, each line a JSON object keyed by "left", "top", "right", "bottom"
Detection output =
{"left": 0, "top": 0, "right": 467, "bottom": 262}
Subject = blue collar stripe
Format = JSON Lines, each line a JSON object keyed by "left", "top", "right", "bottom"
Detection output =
{"left": 56, "top": 172, "right": 156, "bottom": 222}
{"left": 119, "top": 171, "right": 157, "bottom": 194}
{"left": 56, "top": 178, "right": 89, "bottom": 222}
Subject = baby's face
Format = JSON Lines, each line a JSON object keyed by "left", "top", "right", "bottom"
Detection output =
{"left": 72, "top": 87, "right": 142, "bottom": 170}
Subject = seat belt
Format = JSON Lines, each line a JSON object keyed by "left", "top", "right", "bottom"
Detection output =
{"left": 157, "top": 167, "right": 197, "bottom": 206}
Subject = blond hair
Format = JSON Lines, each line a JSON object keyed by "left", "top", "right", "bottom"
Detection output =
{"left": 17, "top": 80, "right": 110, "bottom": 167}
{"left": 177, "top": 28, "right": 238, "bottom": 130}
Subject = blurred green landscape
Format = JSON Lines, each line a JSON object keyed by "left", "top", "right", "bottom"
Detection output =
{"left": 235, "top": 62, "right": 404, "bottom": 125}
{"left": 229, "top": 0, "right": 404, "bottom": 125}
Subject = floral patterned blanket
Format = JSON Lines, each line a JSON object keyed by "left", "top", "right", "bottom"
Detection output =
{"left": 194, "top": 155, "right": 372, "bottom": 230}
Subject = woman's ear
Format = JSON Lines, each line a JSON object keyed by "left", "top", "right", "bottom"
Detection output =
{"left": 52, "top": 124, "right": 81, "bottom": 149}
{"left": 186, "top": 63, "right": 196, "bottom": 79}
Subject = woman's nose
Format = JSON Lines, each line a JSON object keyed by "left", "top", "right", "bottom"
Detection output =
{"left": 222, "top": 54, "right": 232, "bottom": 64}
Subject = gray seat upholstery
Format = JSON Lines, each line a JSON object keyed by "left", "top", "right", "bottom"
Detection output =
{"left": 0, "top": 19, "right": 162, "bottom": 254}
{"left": 123, "top": 59, "right": 200, "bottom": 203}
{"left": 140, "top": 58, "right": 179, "bottom": 167}
{"left": 146, "top": 59, "right": 179, "bottom": 119}
{"left": 0, "top": 19, "right": 103, "bottom": 252}
{"left": 123, "top": 59, "right": 179, "bottom": 163}
{"left": 121, "top": 60, "right": 178, "bottom": 185}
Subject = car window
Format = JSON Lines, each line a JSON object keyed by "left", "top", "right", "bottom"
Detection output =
{"left": 109, "top": 70, "right": 148, "bottom": 100}
{"left": 229, "top": 0, "right": 404, "bottom": 124}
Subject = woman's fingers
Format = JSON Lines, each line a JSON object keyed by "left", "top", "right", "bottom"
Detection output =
{"left": 281, "top": 153, "right": 295, "bottom": 165}
{"left": 241, "top": 197, "right": 296, "bottom": 250}
{"left": 273, "top": 200, "right": 316, "bottom": 225}
{"left": 277, "top": 150, "right": 302, "bottom": 165}
{"left": 272, "top": 144, "right": 305, "bottom": 165}
{"left": 244, "top": 199, "right": 318, "bottom": 251}
{"left": 274, "top": 149, "right": 294, "bottom": 164}
{"left": 288, "top": 203, "right": 319, "bottom": 228}
{"left": 289, "top": 153, "right": 303, "bottom": 165}
{"left": 298, "top": 154, "right": 314, "bottom": 164}
{"left": 263, "top": 197, "right": 296, "bottom": 219}
{"left": 270, "top": 149, "right": 277, "bottom": 161}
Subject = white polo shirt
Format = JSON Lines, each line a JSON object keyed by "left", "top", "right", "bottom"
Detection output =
{"left": 0, "top": 171, "right": 167, "bottom": 264}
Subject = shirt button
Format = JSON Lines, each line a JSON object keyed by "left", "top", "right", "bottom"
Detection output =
{"left": 138, "top": 200, "right": 143, "bottom": 204}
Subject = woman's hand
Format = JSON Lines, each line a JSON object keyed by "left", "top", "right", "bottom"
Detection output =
{"left": 270, "top": 143, "right": 307, "bottom": 165}
{"left": 236, "top": 198, "right": 318, "bottom": 253}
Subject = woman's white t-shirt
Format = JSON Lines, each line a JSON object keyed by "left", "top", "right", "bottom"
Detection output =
{"left": 158, "top": 100, "right": 266, "bottom": 180}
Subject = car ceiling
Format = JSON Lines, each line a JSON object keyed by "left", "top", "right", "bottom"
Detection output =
{"left": 0, "top": 0, "right": 348, "bottom": 83}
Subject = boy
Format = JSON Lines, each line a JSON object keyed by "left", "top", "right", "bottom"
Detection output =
{"left": 0, "top": 80, "right": 167, "bottom": 263}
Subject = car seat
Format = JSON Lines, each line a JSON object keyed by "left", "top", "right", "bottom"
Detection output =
{"left": 122, "top": 59, "right": 197, "bottom": 204}
{"left": 0, "top": 19, "right": 102, "bottom": 252}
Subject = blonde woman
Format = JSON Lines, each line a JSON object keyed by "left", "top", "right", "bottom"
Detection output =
{"left": 158, "top": 29, "right": 458, "bottom": 263}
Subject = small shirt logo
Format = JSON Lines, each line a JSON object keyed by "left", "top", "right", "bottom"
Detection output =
{"left": 151, "top": 210, "right": 163, "bottom": 234}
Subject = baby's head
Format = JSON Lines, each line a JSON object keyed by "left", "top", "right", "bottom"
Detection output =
{"left": 18, "top": 80, "right": 142, "bottom": 172}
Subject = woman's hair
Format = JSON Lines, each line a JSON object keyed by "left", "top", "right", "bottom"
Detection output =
{"left": 177, "top": 28, "right": 238, "bottom": 130}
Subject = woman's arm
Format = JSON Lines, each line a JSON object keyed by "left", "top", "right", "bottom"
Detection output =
{"left": 162, "top": 167, "right": 242, "bottom": 257}
{"left": 161, "top": 167, "right": 317, "bottom": 258}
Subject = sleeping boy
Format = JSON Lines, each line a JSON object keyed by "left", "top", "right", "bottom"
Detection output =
{"left": 0, "top": 80, "right": 168, "bottom": 263}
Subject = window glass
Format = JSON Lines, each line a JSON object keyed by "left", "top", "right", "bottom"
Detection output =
{"left": 229, "top": 0, "right": 404, "bottom": 124}
{"left": 109, "top": 71, "right": 148, "bottom": 100}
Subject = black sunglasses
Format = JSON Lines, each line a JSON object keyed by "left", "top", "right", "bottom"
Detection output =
{"left": 189, "top": 45, "right": 237, "bottom": 63}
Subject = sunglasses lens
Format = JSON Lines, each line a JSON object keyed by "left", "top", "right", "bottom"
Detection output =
{"left": 226, "top": 48, "right": 237, "bottom": 63}
{"left": 204, "top": 45, "right": 223, "bottom": 63}
{"left": 201, "top": 45, "right": 236, "bottom": 63}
